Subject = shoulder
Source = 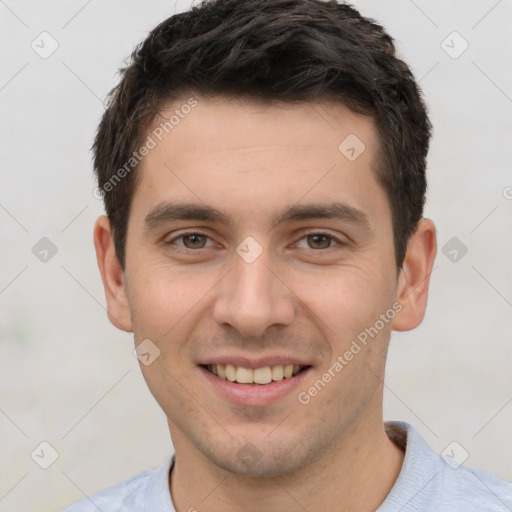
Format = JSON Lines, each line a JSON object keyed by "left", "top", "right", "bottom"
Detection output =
{"left": 436, "top": 463, "right": 512, "bottom": 510}
{"left": 60, "top": 456, "right": 175, "bottom": 512}
{"left": 380, "top": 422, "right": 512, "bottom": 512}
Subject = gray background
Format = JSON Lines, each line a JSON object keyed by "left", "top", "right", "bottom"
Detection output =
{"left": 1, "top": 1, "right": 511, "bottom": 510}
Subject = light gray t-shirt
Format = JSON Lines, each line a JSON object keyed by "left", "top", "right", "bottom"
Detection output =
{"left": 61, "top": 421, "right": 512, "bottom": 511}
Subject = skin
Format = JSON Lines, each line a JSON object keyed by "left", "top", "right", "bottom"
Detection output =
{"left": 94, "top": 96, "right": 437, "bottom": 512}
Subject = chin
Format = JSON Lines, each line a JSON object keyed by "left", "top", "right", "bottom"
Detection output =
{"left": 198, "top": 434, "right": 324, "bottom": 478}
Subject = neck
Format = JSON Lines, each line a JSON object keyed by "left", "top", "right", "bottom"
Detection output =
{"left": 169, "top": 417, "right": 405, "bottom": 512}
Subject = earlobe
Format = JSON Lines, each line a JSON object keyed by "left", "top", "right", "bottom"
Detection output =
{"left": 392, "top": 218, "right": 437, "bottom": 332}
{"left": 93, "top": 215, "right": 133, "bottom": 332}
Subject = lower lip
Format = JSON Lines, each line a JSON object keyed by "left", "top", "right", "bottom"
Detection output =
{"left": 199, "top": 366, "right": 312, "bottom": 406}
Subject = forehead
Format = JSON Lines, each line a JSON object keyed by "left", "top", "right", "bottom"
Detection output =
{"left": 147, "top": 95, "right": 377, "bottom": 158}
{"left": 133, "top": 96, "right": 387, "bottom": 231}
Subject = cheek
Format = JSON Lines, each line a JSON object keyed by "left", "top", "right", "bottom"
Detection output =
{"left": 291, "top": 262, "right": 392, "bottom": 341}
{"left": 126, "top": 262, "right": 218, "bottom": 339}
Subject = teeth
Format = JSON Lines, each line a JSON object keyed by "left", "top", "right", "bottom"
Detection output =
{"left": 271, "top": 365, "right": 284, "bottom": 381}
{"left": 235, "top": 367, "right": 254, "bottom": 384}
{"left": 207, "top": 363, "right": 305, "bottom": 384}
{"left": 253, "top": 367, "right": 272, "bottom": 384}
{"left": 225, "top": 364, "right": 236, "bottom": 382}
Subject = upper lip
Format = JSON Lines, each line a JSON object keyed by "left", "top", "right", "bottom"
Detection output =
{"left": 199, "top": 355, "right": 312, "bottom": 369}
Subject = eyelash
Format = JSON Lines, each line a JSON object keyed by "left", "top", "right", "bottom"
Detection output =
{"left": 165, "top": 230, "right": 345, "bottom": 251}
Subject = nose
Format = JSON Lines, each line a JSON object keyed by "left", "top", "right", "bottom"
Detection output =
{"left": 212, "top": 244, "right": 295, "bottom": 339}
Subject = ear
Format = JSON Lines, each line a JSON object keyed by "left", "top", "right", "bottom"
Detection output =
{"left": 93, "top": 215, "right": 133, "bottom": 332}
{"left": 392, "top": 218, "right": 437, "bottom": 331}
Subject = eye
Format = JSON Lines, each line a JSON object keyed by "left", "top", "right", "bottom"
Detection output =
{"left": 165, "top": 230, "right": 345, "bottom": 252}
{"left": 295, "top": 232, "right": 343, "bottom": 250}
{"left": 166, "top": 232, "right": 215, "bottom": 250}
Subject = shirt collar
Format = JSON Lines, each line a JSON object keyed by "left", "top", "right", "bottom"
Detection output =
{"left": 145, "top": 454, "right": 176, "bottom": 511}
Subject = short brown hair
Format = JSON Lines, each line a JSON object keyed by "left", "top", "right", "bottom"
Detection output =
{"left": 93, "top": 0, "right": 432, "bottom": 269}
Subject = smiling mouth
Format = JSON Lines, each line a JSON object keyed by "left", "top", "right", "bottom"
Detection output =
{"left": 203, "top": 364, "right": 310, "bottom": 385}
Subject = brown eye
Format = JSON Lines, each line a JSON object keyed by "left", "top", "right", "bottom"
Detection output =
{"left": 181, "top": 233, "right": 208, "bottom": 249}
{"left": 295, "top": 232, "right": 343, "bottom": 251}
{"left": 306, "top": 234, "right": 333, "bottom": 249}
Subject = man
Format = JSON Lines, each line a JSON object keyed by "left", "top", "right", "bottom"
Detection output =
{"left": 63, "top": 0, "right": 512, "bottom": 510}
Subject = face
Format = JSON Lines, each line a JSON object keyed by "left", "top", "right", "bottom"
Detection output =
{"left": 105, "top": 97, "right": 414, "bottom": 477}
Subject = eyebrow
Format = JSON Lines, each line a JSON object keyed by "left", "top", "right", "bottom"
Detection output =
{"left": 144, "top": 200, "right": 371, "bottom": 232}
